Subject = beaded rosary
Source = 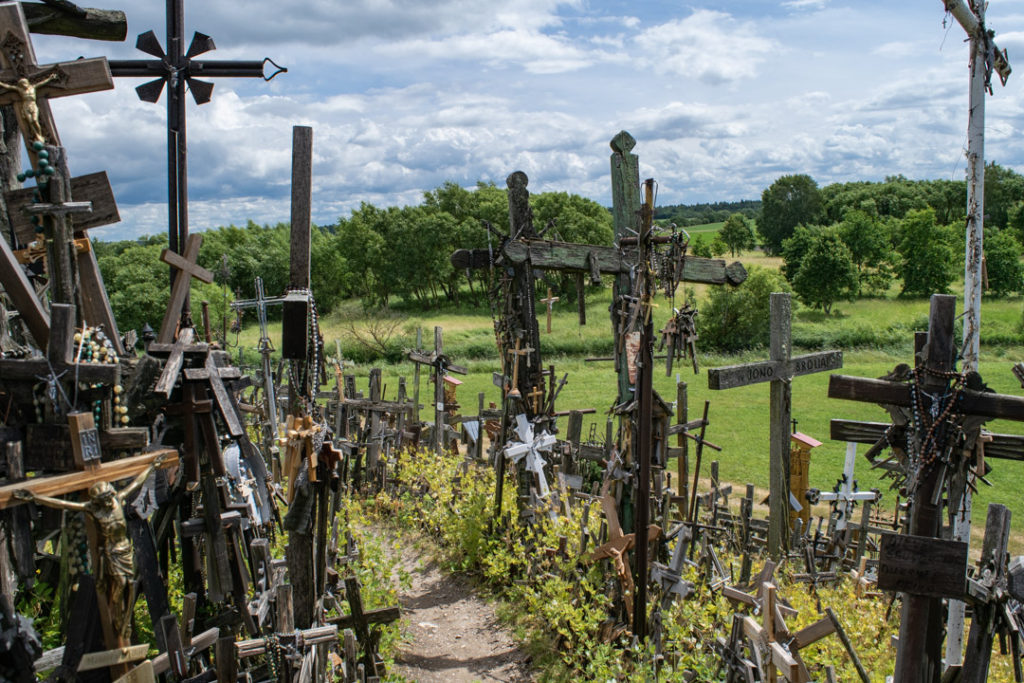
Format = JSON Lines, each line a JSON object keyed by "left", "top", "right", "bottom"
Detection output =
{"left": 903, "top": 363, "right": 969, "bottom": 494}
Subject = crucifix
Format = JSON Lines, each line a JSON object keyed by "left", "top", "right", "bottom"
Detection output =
{"left": 707, "top": 292, "right": 843, "bottom": 558}
{"left": 0, "top": 4, "right": 124, "bottom": 353}
{"left": 828, "top": 294, "right": 1024, "bottom": 682}
{"left": 539, "top": 287, "right": 558, "bottom": 333}
{"left": 107, "top": 0, "right": 285, "bottom": 269}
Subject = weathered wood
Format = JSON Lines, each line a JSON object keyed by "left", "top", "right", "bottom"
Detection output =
{"left": 709, "top": 293, "right": 840, "bottom": 558}
{"left": 0, "top": 220, "right": 48, "bottom": 346}
{"left": 289, "top": 125, "right": 312, "bottom": 289}
{"left": 157, "top": 234, "right": 213, "bottom": 344}
{"left": 961, "top": 504, "right": 1012, "bottom": 683}
{"left": 6, "top": 171, "right": 119, "bottom": 243}
{"left": 831, "top": 419, "right": 1024, "bottom": 462}
{"left": 829, "top": 374, "right": 1024, "bottom": 421}
{"left": 878, "top": 534, "right": 968, "bottom": 599}
{"left": 21, "top": 4, "right": 127, "bottom": 41}
{"left": 494, "top": 238, "right": 747, "bottom": 286}
{"left": 150, "top": 627, "right": 218, "bottom": 676}
{"left": 0, "top": 448, "right": 177, "bottom": 508}
{"left": 708, "top": 351, "right": 842, "bottom": 390}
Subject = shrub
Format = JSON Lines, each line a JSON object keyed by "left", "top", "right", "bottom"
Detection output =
{"left": 698, "top": 266, "right": 791, "bottom": 351}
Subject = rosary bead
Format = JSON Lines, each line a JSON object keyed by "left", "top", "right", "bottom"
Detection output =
{"left": 37, "top": 149, "right": 48, "bottom": 159}
{"left": 32, "top": 141, "right": 43, "bottom": 151}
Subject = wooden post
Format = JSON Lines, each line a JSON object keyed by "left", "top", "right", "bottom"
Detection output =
{"left": 942, "top": 1, "right": 1011, "bottom": 660}
{"left": 609, "top": 131, "right": 641, "bottom": 405}
{"left": 961, "top": 503, "right": 1012, "bottom": 683}
{"left": 282, "top": 125, "right": 312, "bottom": 364}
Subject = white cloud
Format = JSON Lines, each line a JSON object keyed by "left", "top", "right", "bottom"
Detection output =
{"left": 636, "top": 10, "right": 778, "bottom": 84}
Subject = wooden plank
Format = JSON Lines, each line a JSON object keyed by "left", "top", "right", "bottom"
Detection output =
{"left": 829, "top": 375, "right": 1024, "bottom": 421}
{"left": 112, "top": 660, "right": 154, "bottom": 683}
{"left": 21, "top": 4, "right": 127, "bottom": 42}
{"left": 708, "top": 351, "right": 842, "bottom": 390}
{"left": 150, "top": 628, "right": 218, "bottom": 676}
{"left": 0, "top": 448, "right": 177, "bottom": 508}
{"left": 0, "top": 221, "right": 49, "bottom": 346}
{"left": 791, "top": 616, "right": 836, "bottom": 650}
{"left": 0, "top": 56, "right": 113, "bottom": 106}
{"left": 878, "top": 534, "right": 968, "bottom": 599}
{"left": 499, "top": 238, "right": 747, "bottom": 286}
{"left": 7, "top": 172, "right": 120, "bottom": 243}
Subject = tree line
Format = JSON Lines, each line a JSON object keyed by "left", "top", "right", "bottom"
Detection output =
{"left": 94, "top": 182, "right": 614, "bottom": 333}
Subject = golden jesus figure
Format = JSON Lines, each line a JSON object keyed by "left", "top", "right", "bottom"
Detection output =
{"left": 0, "top": 71, "right": 60, "bottom": 143}
{"left": 14, "top": 453, "right": 167, "bottom": 641}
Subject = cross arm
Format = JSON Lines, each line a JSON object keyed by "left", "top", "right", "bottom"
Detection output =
{"left": 708, "top": 351, "right": 842, "bottom": 390}
{"left": 0, "top": 57, "right": 113, "bottom": 106}
{"left": 159, "top": 249, "right": 214, "bottom": 284}
{"left": 0, "top": 448, "right": 178, "bottom": 509}
{"left": 829, "top": 374, "right": 1024, "bottom": 421}
{"left": 21, "top": 4, "right": 127, "bottom": 42}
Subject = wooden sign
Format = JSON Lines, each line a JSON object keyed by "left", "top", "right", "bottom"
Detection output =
{"left": 878, "top": 534, "right": 968, "bottom": 599}
{"left": 708, "top": 350, "right": 843, "bottom": 390}
{"left": 68, "top": 411, "right": 101, "bottom": 465}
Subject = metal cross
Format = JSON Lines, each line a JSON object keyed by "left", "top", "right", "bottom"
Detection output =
{"left": 107, "top": 0, "right": 285, "bottom": 266}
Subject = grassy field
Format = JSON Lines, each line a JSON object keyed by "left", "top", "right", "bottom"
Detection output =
{"left": 233, "top": 245, "right": 1024, "bottom": 547}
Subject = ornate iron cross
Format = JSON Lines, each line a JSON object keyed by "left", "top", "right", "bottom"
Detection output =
{"left": 107, "top": 0, "right": 285, "bottom": 270}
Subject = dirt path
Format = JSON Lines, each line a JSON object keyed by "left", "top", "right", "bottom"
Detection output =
{"left": 390, "top": 536, "right": 533, "bottom": 683}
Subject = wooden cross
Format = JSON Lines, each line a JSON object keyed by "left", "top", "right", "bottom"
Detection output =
{"left": 108, "top": 0, "right": 283, "bottom": 257}
{"left": 407, "top": 326, "right": 467, "bottom": 456}
{"left": 526, "top": 384, "right": 544, "bottom": 415}
{"left": 282, "top": 126, "right": 313, "bottom": 363}
{"left": 182, "top": 350, "right": 245, "bottom": 438}
{"left": 707, "top": 292, "right": 843, "bottom": 557}
{"left": 828, "top": 294, "right": 1024, "bottom": 680}
{"left": 0, "top": 448, "right": 177, "bottom": 509}
{"left": 539, "top": 287, "right": 559, "bottom": 333}
{"left": 0, "top": 3, "right": 112, "bottom": 152}
{"left": 157, "top": 233, "right": 214, "bottom": 344}
{"left": 504, "top": 337, "right": 532, "bottom": 400}
{"left": 147, "top": 327, "right": 209, "bottom": 398}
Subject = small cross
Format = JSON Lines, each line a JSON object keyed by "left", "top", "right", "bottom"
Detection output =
{"left": 158, "top": 233, "right": 214, "bottom": 344}
{"left": 505, "top": 338, "right": 534, "bottom": 400}
{"left": 527, "top": 385, "right": 544, "bottom": 415}
{"left": 539, "top": 288, "right": 559, "bottom": 334}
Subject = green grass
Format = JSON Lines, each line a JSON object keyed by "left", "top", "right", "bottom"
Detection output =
{"left": 230, "top": 247, "right": 1024, "bottom": 547}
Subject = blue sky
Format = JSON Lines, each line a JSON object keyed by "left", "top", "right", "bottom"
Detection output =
{"left": 27, "top": 0, "right": 1024, "bottom": 240}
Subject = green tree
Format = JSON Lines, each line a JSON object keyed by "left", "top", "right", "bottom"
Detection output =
{"left": 984, "top": 229, "right": 1023, "bottom": 296}
{"left": 837, "top": 209, "right": 895, "bottom": 295}
{"left": 895, "top": 208, "right": 956, "bottom": 296}
{"left": 780, "top": 224, "right": 819, "bottom": 284}
{"left": 791, "top": 229, "right": 857, "bottom": 314}
{"left": 984, "top": 163, "right": 1024, "bottom": 230}
{"left": 718, "top": 213, "right": 755, "bottom": 256}
{"left": 757, "top": 174, "right": 823, "bottom": 255}
{"left": 1006, "top": 200, "right": 1024, "bottom": 246}
{"left": 690, "top": 235, "right": 712, "bottom": 258}
{"left": 697, "top": 266, "right": 790, "bottom": 351}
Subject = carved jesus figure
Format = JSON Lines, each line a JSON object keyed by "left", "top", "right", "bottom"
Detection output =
{"left": 14, "top": 453, "right": 167, "bottom": 641}
{"left": 0, "top": 71, "right": 60, "bottom": 143}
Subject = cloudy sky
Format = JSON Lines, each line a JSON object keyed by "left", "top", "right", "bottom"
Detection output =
{"left": 26, "top": 0, "right": 1024, "bottom": 240}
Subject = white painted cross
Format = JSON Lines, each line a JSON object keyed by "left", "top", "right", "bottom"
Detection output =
{"left": 814, "top": 442, "right": 878, "bottom": 532}
{"left": 503, "top": 414, "right": 556, "bottom": 499}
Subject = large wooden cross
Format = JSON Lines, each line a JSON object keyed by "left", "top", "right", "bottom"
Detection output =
{"left": 0, "top": 3, "right": 112, "bottom": 152}
{"left": 707, "top": 292, "right": 843, "bottom": 558}
{"left": 157, "top": 233, "right": 214, "bottom": 344}
{"left": 828, "top": 294, "right": 1024, "bottom": 682}
{"left": 107, "top": 0, "right": 284, "bottom": 259}
{"left": 407, "top": 326, "right": 467, "bottom": 456}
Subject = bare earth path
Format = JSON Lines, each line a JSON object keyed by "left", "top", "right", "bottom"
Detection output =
{"left": 389, "top": 535, "right": 534, "bottom": 683}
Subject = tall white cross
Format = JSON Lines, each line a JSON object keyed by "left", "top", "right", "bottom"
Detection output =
{"left": 942, "top": 0, "right": 1011, "bottom": 666}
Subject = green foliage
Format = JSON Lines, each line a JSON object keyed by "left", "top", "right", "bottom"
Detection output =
{"left": 837, "top": 209, "right": 895, "bottom": 295}
{"left": 791, "top": 228, "right": 857, "bottom": 314}
{"left": 984, "top": 229, "right": 1024, "bottom": 297}
{"left": 895, "top": 208, "right": 957, "bottom": 296}
{"left": 821, "top": 175, "right": 935, "bottom": 224}
{"left": 698, "top": 266, "right": 791, "bottom": 351}
{"left": 654, "top": 199, "right": 760, "bottom": 227}
{"left": 1009, "top": 201, "right": 1024, "bottom": 246}
{"left": 984, "top": 162, "right": 1024, "bottom": 230}
{"left": 757, "top": 174, "right": 823, "bottom": 255}
{"left": 717, "top": 213, "right": 754, "bottom": 256}
{"left": 780, "top": 224, "right": 819, "bottom": 284}
{"left": 690, "top": 235, "right": 713, "bottom": 258}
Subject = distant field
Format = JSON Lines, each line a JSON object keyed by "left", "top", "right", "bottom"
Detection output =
{"left": 232, "top": 245, "right": 1024, "bottom": 546}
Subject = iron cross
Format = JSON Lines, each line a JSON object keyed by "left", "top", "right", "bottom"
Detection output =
{"left": 107, "top": 0, "right": 285, "bottom": 268}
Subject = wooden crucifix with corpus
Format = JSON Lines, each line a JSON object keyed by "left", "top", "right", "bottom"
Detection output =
{"left": 707, "top": 292, "right": 843, "bottom": 558}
